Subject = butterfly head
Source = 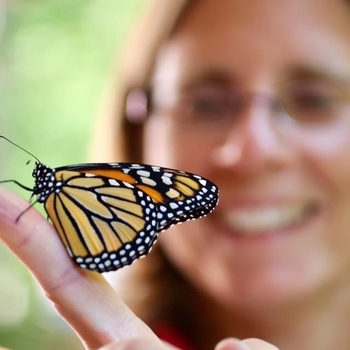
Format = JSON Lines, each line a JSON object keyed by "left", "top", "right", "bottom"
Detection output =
{"left": 32, "top": 162, "right": 59, "bottom": 203}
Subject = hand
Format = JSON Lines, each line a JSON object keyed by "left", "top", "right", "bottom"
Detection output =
{"left": 215, "top": 338, "right": 279, "bottom": 350}
{"left": 0, "top": 188, "right": 279, "bottom": 350}
{"left": 98, "top": 338, "right": 279, "bottom": 349}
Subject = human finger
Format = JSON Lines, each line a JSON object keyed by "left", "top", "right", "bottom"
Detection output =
{"left": 215, "top": 338, "right": 279, "bottom": 350}
{"left": 0, "top": 187, "right": 162, "bottom": 349}
{"left": 241, "top": 338, "right": 279, "bottom": 350}
{"left": 98, "top": 337, "right": 179, "bottom": 350}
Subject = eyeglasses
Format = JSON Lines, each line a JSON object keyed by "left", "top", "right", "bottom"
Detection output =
{"left": 126, "top": 77, "right": 350, "bottom": 132}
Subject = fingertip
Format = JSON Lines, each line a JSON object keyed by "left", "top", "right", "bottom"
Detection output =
{"left": 0, "top": 186, "right": 32, "bottom": 223}
{"left": 0, "top": 186, "right": 46, "bottom": 254}
{"left": 215, "top": 338, "right": 250, "bottom": 350}
{"left": 0, "top": 186, "right": 78, "bottom": 289}
{"left": 98, "top": 336, "right": 173, "bottom": 350}
{"left": 241, "top": 338, "right": 280, "bottom": 350}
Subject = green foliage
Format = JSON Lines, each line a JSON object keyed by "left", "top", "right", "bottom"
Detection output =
{"left": 0, "top": 1, "right": 145, "bottom": 349}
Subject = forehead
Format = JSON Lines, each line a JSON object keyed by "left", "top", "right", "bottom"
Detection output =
{"left": 154, "top": 0, "right": 350, "bottom": 85}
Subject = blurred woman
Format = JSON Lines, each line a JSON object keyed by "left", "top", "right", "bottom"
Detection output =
{"left": 2, "top": 0, "right": 350, "bottom": 349}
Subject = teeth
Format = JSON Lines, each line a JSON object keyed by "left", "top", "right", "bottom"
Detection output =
{"left": 223, "top": 204, "right": 309, "bottom": 235}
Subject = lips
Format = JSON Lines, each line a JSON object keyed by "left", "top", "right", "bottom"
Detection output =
{"left": 221, "top": 201, "right": 318, "bottom": 235}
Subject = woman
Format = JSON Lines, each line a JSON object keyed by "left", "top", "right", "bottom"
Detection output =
{"left": 1, "top": 0, "right": 350, "bottom": 349}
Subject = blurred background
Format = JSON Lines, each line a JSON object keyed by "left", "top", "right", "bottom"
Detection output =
{"left": 0, "top": 1, "right": 145, "bottom": 349}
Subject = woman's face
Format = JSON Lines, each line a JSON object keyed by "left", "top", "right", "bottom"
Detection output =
{"left": 143, "top": 0, "right": 350, "bottom": 309}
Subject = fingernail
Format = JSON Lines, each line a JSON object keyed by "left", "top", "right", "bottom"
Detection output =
{"left": 215, "top": 338, "right": 251, "bottom": 350}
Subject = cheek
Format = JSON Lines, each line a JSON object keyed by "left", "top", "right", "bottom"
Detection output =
{"left": 142, "top": 116, "right": 171, "bottom": 165}
{"left": 300, "top": 126, "right": 350, "bottom": 193}
{"left": 143, "top": 116, "right": 212, "bottom": 172}
{"left": 300, "top": 128, "right": 350, "bottom": 263}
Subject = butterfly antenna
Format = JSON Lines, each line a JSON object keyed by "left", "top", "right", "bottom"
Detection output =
{"left": 0, "top": 135, "right": 41, "bottom": 163}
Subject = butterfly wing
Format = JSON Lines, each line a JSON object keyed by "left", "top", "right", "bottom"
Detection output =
{"left": 44, "top": 169, "right": 159, "bottom": 273}
{"left": 56, "top": 162, "right": 219, "bottom": 232}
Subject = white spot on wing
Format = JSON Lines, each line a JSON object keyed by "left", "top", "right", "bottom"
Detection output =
{"left": 109, "top": 179, "right": 120, "bottom": 186}
{"left": 141, "top": 177, "right": 157, "bottom": 186}
{"left": 137, "top": 170, "right": 151, "bottom": 177}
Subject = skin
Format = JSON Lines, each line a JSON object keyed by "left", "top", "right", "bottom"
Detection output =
{"left": 142, "top": 0, "right": 350, "bottom": 348}
{"left": 1, "top": 0, "right": 349, "bottom": 349}
{"left": 0, "top": 194, "right": 277, "bottom": 350}
{"left": 0, "top": 188, "right": 277, "bottom": 350}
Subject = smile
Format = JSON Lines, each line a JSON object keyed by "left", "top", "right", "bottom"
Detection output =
{"left": 222, "top": 202, "right": 318, "bottom": 235}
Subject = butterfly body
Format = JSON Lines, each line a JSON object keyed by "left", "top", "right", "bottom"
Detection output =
{"left": 30, "top": 162, "right": 219, "bottom": 273}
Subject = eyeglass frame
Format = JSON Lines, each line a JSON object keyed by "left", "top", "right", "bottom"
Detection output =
{"left": 125, "top": 76, "right": 350, "bottom": 132}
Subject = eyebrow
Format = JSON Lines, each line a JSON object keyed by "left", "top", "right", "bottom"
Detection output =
{"left": 177, "top": 65, "right": 350, "bottom": 89}
{"left": 285, "top": 65, "right": 348, "bottom": 81}
{"left": 183, "top": 69, "right": 236, "bottom": 84}
{"left": 187, "top": 67, "right": 347, "bottom": 85}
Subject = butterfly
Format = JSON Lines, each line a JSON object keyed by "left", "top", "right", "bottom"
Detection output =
{"left": 0, "top": 136, "right": 219, "bottom": 273}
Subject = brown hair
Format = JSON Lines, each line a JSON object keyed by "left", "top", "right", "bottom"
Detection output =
{"left": 90, "top": 0, "right": 192, "bottom": 163}
{"left": 90, "top": 0, "right": 198, "bottom": 332}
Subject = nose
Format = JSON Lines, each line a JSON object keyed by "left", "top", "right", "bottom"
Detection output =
{"left": 212, "top": 101, "right": 294, "bottom": 176}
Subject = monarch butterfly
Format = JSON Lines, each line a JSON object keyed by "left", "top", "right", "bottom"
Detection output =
{"left": 0, "top": 136, "right": 219, "bottom": 273}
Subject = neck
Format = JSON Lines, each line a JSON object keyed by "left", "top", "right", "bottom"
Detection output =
{"left": 186, "top": 277, "right": 350, "bottom": 350}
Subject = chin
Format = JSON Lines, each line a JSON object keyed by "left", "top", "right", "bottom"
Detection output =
{"left": 201, "top": 253, "right": 340, "bottom": 313}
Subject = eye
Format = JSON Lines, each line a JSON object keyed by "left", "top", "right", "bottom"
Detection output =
{"left": 192, "top": 92, "right": 228, "bottom": 116}
{"left": 290, "top": 91, "right": 336, "bottom": 111}
{"left": 181, "top": 84, "right": 233, "bottom": 122}
{"left": 281, "top": 79, "right": 350, "bottom": 122}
